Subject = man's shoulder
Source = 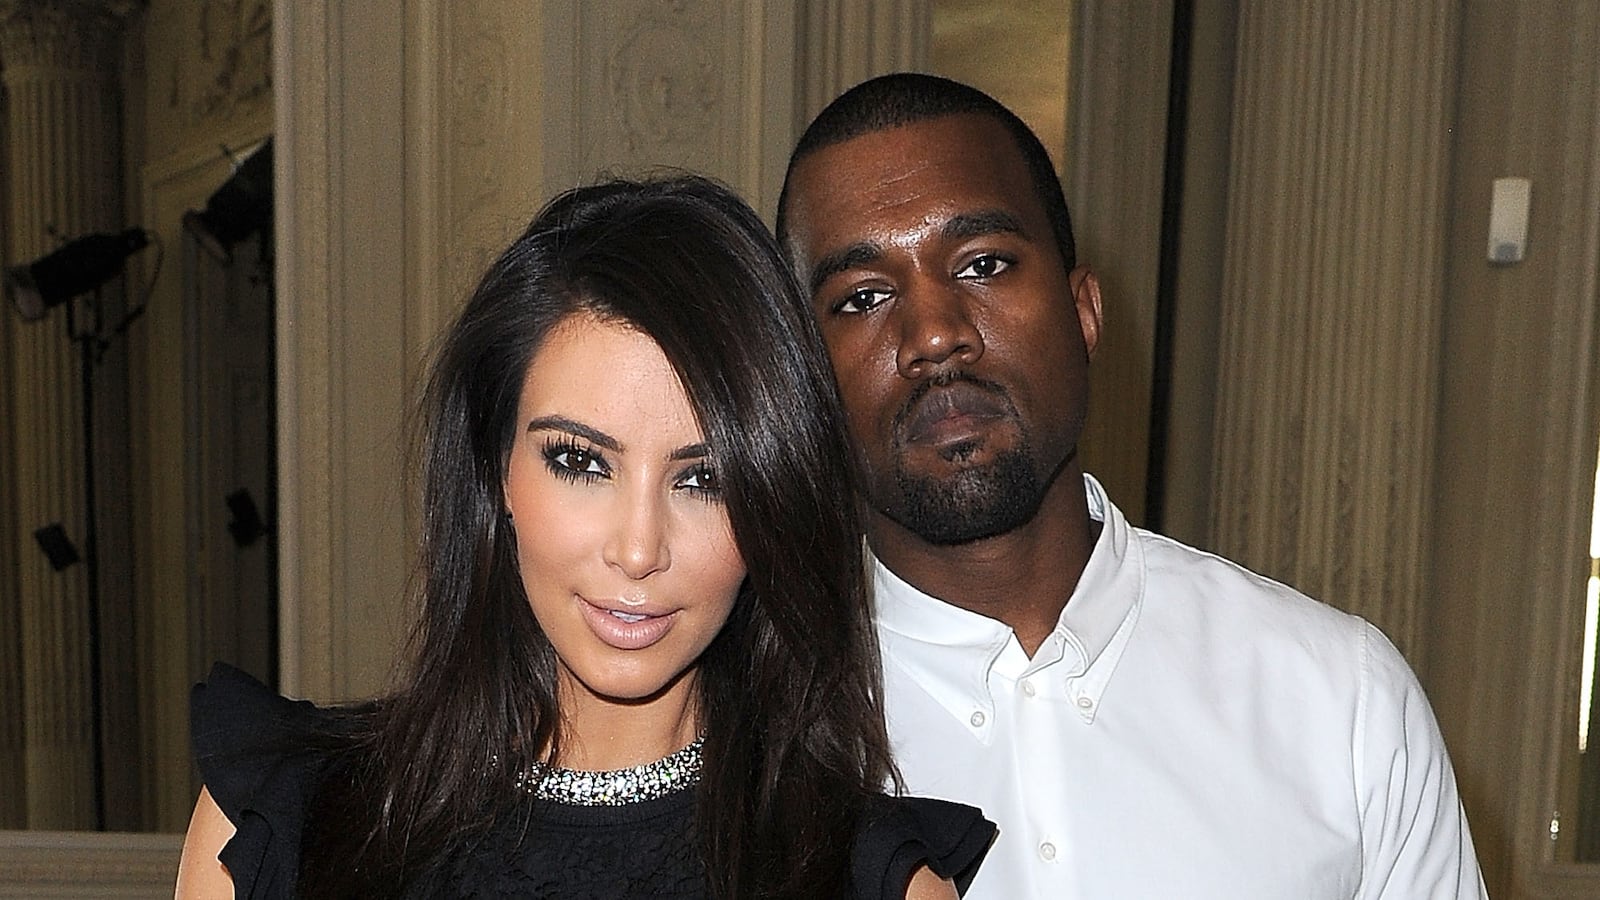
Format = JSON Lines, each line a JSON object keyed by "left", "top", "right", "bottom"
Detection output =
{"left": 1128, "top": 525, "right": 1380, "bottom": 660}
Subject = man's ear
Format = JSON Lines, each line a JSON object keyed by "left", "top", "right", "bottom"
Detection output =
{"left": 1069, "top": 265, "right": 1103, "bottom": 361}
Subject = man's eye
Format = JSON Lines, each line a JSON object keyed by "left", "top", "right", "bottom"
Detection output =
{"left": 834, "top": 288, "right": 892, "bottom": 314}
{"left": 956, "top": 255, "right": 1012, "bottom": 279}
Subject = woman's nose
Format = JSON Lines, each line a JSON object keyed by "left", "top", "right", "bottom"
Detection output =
{"left": 602, "top": 490, "right": 671, "bottom": 579}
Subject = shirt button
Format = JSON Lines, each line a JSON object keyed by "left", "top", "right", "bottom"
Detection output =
{"left": 1076, "top": 695, "right": 1095, "bottom": 710}
{"left": 1039, "top": 841, "right": 1057, "bottom": 861}
{"left": 1020, "top": 680, "right": 1037, "bottom": 698}
{"left": 969, "top": 711, "right": 986, "bottom": 728}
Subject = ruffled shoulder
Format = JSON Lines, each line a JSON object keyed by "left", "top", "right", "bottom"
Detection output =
{"left": 852, "top": 794, "right": 997, "bottom": 899}
{"left": 191, "top": 662, "right": 337, "bottom": 900}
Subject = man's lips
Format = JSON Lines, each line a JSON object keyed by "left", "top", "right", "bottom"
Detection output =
{"left": 898, "top": 380, "right": 1011, "bottom": 447}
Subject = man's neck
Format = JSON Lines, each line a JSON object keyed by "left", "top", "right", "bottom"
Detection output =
{"left": 870, "top": 466, "right": 1099, "bottom": 656}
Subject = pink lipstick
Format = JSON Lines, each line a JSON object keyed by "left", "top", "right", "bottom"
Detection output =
{"left": 578, "top": 597, "right": 677, "bottom": 651}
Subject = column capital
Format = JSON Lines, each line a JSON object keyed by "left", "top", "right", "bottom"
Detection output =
{"left": 0, "top": 0, "right": 141, "bottom": 77}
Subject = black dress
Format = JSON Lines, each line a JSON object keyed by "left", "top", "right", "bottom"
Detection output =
{"left": 192, "top": 664, "right": 995, "bottom": 899}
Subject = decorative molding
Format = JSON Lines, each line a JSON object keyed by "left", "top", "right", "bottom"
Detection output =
{"left": 0, "top": 830, "right": 181, "bottom": 899}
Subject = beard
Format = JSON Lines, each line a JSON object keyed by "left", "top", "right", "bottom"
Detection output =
{"left": 879, "top": 436, "right": 1048, "bottom": 546}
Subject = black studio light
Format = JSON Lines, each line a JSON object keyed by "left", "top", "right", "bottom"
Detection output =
{"left": 3, "top": 228, "right": 150, "bottom": 321}
{"left": 183, "top": 138, "right": 273, "bottom": 264}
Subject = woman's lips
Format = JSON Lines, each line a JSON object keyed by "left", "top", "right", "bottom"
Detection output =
{"left": 578, "top": 597, "right": 677, "bottom": 651}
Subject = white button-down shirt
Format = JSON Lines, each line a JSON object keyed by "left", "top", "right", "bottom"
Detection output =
{"left": 877, "top": 475, "right": 1486, "bottom": 899}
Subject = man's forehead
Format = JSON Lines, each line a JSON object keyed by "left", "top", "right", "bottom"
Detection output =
{"left": 786, "top": 114, "right": 1039, "bottom": 245}
{"left": 796, "top": 113, "right": 1008, "bottom": 180}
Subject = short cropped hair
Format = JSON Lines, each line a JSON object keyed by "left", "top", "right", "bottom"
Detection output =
{"left": 776, "top": 72, "right": 1076, "bottom": 272}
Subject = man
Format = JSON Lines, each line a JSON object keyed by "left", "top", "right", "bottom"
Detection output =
{"left": 776, "top": 72, "right": 1485, "bottom": 899}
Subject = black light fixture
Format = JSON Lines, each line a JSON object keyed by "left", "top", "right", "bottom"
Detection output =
{"left": 3, "top": 229, "right": 150, "bottom": 321}
{"left": 183, "top": 138, "right": 273, "bottom": 264}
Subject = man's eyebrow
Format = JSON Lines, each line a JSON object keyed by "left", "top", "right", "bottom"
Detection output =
{"left": 808, "top": 242, "right": 881, "bottom": 295}
{"left": 941, "top": 209, "right": 1024, "bottom": 241}
{"left": 525, "top": 415, "right": 621, "bottom": 452}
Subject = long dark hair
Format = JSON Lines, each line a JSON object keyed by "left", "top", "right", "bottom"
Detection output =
{"left": 300, "top": 175, "right": 894, "bottom": 897}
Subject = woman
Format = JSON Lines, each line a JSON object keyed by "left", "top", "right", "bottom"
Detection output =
{"left": 175, "top": 175, "right": 993, "bottom": 898}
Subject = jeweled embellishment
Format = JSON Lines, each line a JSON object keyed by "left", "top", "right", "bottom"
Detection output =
{"left": 518, "top": 736, "right": 703, "bottom": 806}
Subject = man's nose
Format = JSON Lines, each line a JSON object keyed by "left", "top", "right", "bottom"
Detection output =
{"left": 895, "top": 280, "right": 984, "bottom": 378}
{"left": 603, "top": 490, "right": 671, "bottom": 580}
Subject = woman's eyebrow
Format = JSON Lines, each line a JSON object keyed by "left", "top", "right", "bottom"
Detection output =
{"left": 525, "top": 415, "right": 621, "bottom": 452}
{"left": 668, "top": 443, "right": 710, "bottom": 462}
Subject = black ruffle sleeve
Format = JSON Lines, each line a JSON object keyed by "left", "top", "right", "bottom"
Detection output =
{"left": 852, "top": 794, "right": 997, "bottom": 899}
{"left": 191, "top": 662, "right": 332, "bottom": 900}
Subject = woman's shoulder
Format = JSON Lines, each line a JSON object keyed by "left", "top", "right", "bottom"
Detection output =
{"left": 190, "top": 662, "right": 356, "bottom": 898}
{"left": 852, "top": 794, "right": 997, "bottom": 900}
{"left": 191, "top": 662, "right": 344, "bottom": 800}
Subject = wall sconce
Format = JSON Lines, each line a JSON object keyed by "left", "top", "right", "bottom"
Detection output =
{"left": 183, "top": 138, "right": 273, "bottom": 264}
{"left": 3, "top": 229, "right": 151, "bottom": 321}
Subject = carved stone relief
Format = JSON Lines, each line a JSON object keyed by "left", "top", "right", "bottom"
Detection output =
{"left": 186, "top": 0, "right": 270, "bottom": 123}
{"left": 607, "top": 11, "right": 720, "bottom": 153}
{"left": 579, "top": 0, "right": 728, "bottom": 174}
{"left": 149, "top": 0, "right": 269, "bottom": 147}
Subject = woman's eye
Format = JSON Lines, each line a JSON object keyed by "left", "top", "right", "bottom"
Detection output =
{"left": 834, "top": 287, "right": 892, "bottom": 315}
{"left": 543, "top": 442, "right": 608, "bottom": 479}
{"left": 956, "top": 254, "right": 1011, "bottom": 279}
{"left": 678, "top": 465, "right": 721, "bottom": 497}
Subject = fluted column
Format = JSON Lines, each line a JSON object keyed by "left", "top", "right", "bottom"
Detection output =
{"left": 1209, "top": 0, "right": 1458, "bottom": 660}
{"left": 795, "top": 0, "right": 928, "bottom": 127}
{"left": 0, "top": 0, "right": 134, "bottom": 830}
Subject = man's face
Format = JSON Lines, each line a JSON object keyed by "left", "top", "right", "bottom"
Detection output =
{"left": 782, "top": 113, "right": 1101, "bottom": 546}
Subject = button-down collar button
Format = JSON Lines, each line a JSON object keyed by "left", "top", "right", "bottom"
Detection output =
{"left": 1020, "top": 680, "right": 1037, "bottom": 698}
{"left": 1076, "top": 695, "right": 1094, "bottom": 710}
{"left": 1039, "top": 841, "right": 1057, "bottom": 861}
{"left": 969, "top": 710, "right": 986, "bottom": 728}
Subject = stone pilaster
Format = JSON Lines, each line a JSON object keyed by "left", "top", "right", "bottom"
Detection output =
{"left": 1208, "top": 1, "right": 1458, "bottom": 659}
{"left": 0, "top": 0, "right": 136, "bottom": 830}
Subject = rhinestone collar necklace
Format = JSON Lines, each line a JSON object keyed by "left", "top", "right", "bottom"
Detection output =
{"left": 516, "top": 736, "right": 704, "bottom": 806}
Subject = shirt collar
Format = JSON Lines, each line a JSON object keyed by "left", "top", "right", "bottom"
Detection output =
{"left": 872, "top": 474, "right": 1145, "bottom": 724}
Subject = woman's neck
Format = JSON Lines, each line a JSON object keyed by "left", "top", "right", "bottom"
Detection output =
{"left": 553, "top": 668, "right": 701, "bottom": 771}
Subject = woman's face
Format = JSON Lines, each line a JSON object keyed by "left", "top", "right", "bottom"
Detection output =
{"left": 504, "top": 312, "right": 747, "bottom": 716}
